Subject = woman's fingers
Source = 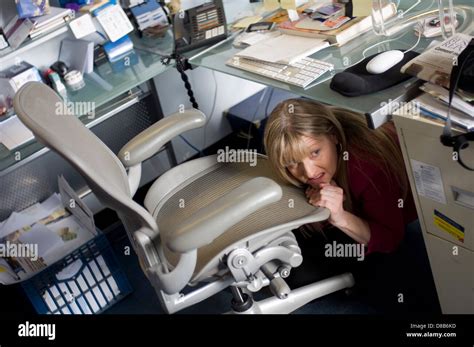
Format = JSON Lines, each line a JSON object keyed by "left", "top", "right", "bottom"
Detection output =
{"left": 306, "top": 186, "right": 322, "bottom": 202}
{"left": 314, "top": 186, "right": 342, "bottom": 207}
{"left": 308, "top": 185, "right": 342, "bottom": 208}
{"left": 320, "top": 189, "right": 343, "bottom": 199}
{"left": 308, "top": 190, "right": 321, "bottom": 201}
{"left": 320, "top": 186, "right": 346, "bottom": 202}
{"left": 308, "top": 192, "right": 321, "bottom": 205}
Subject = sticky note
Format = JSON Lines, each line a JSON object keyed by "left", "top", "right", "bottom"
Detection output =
{"left": 264, "top": 0, "right": 280, "bottom": 11}
{"left": 287, "top": 9, "right": 300, "bottom": 22}
{"left": 280, "top": 0, "right": 297, "bottom": 10}
{"left": 69, "top": 14, "right": 97, "bottom": 39}
{"left": 352, "top": 0, "right": 373, "bottom": 17}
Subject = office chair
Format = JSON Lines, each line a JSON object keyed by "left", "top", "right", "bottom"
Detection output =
{"left": 14, "top": 82, "right": 355, "bottom": 314}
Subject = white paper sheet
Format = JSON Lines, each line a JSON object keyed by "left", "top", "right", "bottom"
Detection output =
{"left": 69, "top": 13, "right": 97, "bottom": 39}
{"left": 17, "top": 224, "right": 64, "bottom": 259}
{"left": 239, "top": 31, "right": 281, "bottom": 46}
{"left": 0, "top": 115, "right": 34, "bottom": 150}
{"left": 96, "top": 5, "right": 133, "bottom": 42}
{"left": 235, "top": 34, "right": 329, "bottom": 64}
{"left": 0, "top": 194, "right": 62, "bottom": 239}
{"left": 411, "top": 159, "right": 447, "bottom": 205}
{"left": 41, "top": 216, "right": 95, "bottom": 265}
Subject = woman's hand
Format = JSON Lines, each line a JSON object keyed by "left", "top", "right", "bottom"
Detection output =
{"left": 307, "top": 181, "right": 346, "bottom": 226}
{"left": 306, "top": 182, "right": 370, "bottom": 245}
{"left": 305, "top": 186, "right": 321, "bottom": 205}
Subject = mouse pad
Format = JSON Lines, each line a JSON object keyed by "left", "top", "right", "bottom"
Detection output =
{"left": 330, "top": 51, "right": 419, "bottom": 97}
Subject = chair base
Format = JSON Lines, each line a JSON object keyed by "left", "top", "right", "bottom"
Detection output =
{"left": 232, "top": 272, "right": 355, "bottom": 314}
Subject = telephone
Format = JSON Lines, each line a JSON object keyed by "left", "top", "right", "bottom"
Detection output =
{"left": 172, "top": 0, "right": 227, "bottom": 54}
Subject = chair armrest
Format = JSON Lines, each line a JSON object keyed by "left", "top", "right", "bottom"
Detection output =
{"left": 168, "top": 177, "right": 283, "bottom": 253}
{"left": 118, "top": 109, "right": 206, "bottom": 167}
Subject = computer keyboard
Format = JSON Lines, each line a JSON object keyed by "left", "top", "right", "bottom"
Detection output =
{"left": 226, "top": 56, "right": 334, "bottom": 88}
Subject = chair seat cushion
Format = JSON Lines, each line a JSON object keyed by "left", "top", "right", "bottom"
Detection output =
{"left": 154, "top": 156, "right": 321, "bottom": 278}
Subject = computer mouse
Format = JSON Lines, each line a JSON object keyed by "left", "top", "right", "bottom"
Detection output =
{"left": 366, "top": 50, "right": 404, "bottom": 74}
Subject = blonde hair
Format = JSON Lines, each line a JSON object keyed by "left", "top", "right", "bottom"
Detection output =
{"left": 263, "top": 98, "right": 408, "bottom": 213}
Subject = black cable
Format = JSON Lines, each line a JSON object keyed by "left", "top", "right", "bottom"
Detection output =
{"left": 157, "top": 3, "right": 199, "bottom": 109}
{"left": 440, "top": 47, "right": 474, "bottom": 171}
{"left": 175, "top": 54, "right": 199, "bottom": 110}
{"left": 160, "top": 53, "right": 199, "bottom": 110}
{"left": 160, "top": 52, "right": 202, "bottom": 155}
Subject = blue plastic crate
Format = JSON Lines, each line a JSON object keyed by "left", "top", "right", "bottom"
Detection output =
{"left": 22, "top": 233, "right": 132, "bottom": 314}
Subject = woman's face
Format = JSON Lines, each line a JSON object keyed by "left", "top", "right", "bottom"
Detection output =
{"left": 286, "top": 134, "right": 339, "bottom": 188}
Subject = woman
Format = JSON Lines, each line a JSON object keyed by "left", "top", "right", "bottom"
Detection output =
{"left": 263, "top": 98, "right": 418, "bottom": 298}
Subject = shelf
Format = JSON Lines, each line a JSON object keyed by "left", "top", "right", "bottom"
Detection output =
{"left": 0, "top": 25, "right": 69, "bottom": 66}
{"left": 0, "top": 42, "right": 172, "bottom": 174}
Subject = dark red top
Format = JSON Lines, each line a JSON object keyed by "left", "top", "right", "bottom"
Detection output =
{"left": 346, "top": 126, "right": 418, "bottom": 254}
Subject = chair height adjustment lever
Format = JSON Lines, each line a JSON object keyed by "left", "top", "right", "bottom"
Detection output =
{"left": 261, "top": 265, "right": 291, "bottom": 300}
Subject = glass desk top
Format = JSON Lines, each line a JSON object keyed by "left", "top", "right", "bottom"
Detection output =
{"left": 2, "top": 0, "right": 474, "bottom": 172}
{"left": 0, "top": 36, "right": 173, "bottom": 174}
{"left": 189, "top": 1, "right": 474, "bottom": 124}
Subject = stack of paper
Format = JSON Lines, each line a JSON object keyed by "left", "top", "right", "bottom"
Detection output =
{"left": 412, "top": 93, "right": 474, "bottom": 131}
{"left": 401, "top": 33, "right": 472, "bottom": 89}
{"left": 420, "top": 83, "right": 474, "bottom": 116}
{"left": 29, "top": 7, "right": 75, "bottom": 39}
{"left": 235, "top": 33, "right": 329, "bottom": 64}
{"left": 0, "top": 194, "right": 63, "bottom": 239}
{"left": 277, "top": 3, "right": 397, "bottom": 46}
{"left": 0, "top": 176, "right": 98, "bottom": 284}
